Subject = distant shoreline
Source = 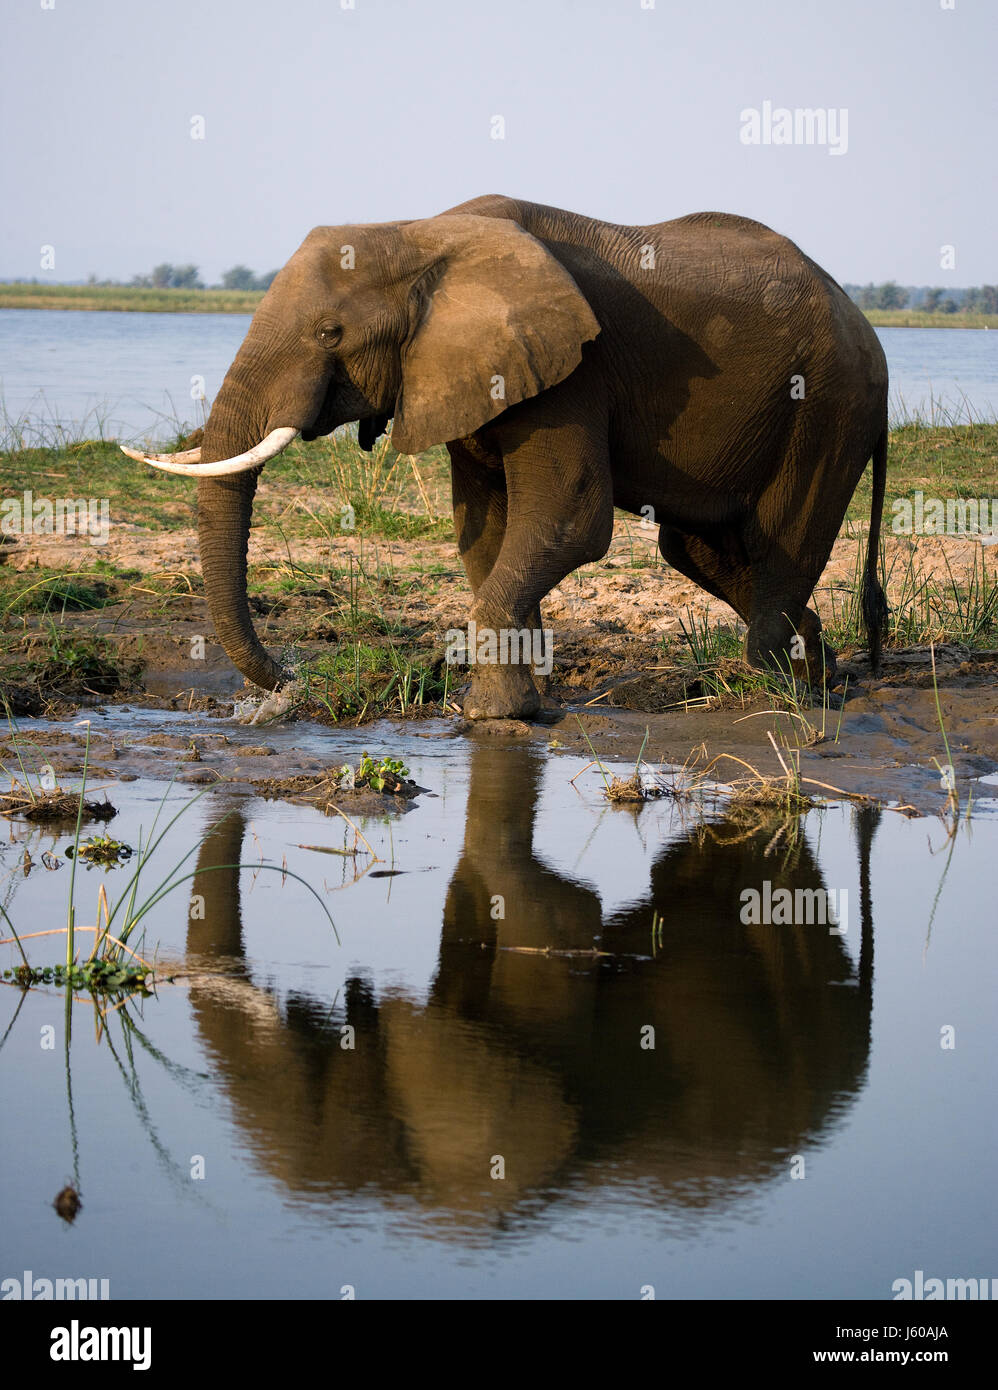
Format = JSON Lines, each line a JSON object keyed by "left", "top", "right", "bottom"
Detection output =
{"left": 1, "top": 282, "right": 996, "bottom": 328}
{"left": 0, "top": 283, "right": 262, "bottom": 314}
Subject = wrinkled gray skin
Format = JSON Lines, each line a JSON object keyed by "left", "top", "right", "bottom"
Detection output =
{"left": 195, "top": 195, "right": 889, "bottom": 718}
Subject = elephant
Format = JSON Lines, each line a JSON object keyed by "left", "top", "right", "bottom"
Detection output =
{"left": 181, "top": 745, "right": 877, "bottom": 1231}
{"left": 124, "top": 195, "right": 889, "bottom": 719}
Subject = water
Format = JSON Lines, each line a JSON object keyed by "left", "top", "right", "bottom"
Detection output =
{"left": 0, "top": 310, "right": 251, "bottom": 447}
{"left": 880, "top": 326, "right": 998, "bottom": 423}
{"left": 1, "top": 310, "right": 996, "bottom": 446}
{"left": 1, "top": 714, "right": 995, "bottom": 1298}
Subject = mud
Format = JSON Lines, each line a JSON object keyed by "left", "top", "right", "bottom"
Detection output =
{"left": 1, "top": 657, "right": 995, "bottom": 817}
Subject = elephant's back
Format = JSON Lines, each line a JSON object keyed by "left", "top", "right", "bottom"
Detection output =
{"left": 653, "top": 213, "right": 887, "bottom": 387}
{"left": 445, "top": 197, "right": 887, "bottom": 400}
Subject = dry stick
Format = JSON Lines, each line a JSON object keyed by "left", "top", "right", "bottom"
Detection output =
{"left": 66, "top": 725, "right": 92, "bottom": 968}
{"left": 733, "top": 709, "right": 816, "bottom": 727}
{"left": 499, "top": 945, "right": 612, "bottom": 958}
{"left": 797, "top": 777, "right": 918, "bottom": 815}
{"left": 569, "top": 759, "right": 598, "bottom": 787}
{"left": 329, "top": 805, "right": 382, "bottom": 861}
{"left": 86, "top": 883, "right": 111, "bottom": 964}
{"left": 406, "top": 455, "right": 436, "bottom": 518}
{"left": 929, "top": 641, "right": 960, "bottom": 821}
{"left": 684, "top": 747, "right": 916, "bottom": 816}
{"left": 297, "top": 844, "right": 364, "bottom": 857}
{"left": 573, "top": 715, "right": 613, "bottom": 794}
{"left": 692, "top": 751, "right": 765, "bottom": 783}
{"left": 766, "top": 729, "right": 793, "bottom": 780}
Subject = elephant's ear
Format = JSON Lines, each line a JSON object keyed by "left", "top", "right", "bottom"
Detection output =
{"left": 391, "top": 214, "right": 600, "bottom": 455}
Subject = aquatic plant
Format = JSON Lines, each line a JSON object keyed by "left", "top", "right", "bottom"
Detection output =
{"left": 0, "top": 717, "right": 339, "bottom": 996}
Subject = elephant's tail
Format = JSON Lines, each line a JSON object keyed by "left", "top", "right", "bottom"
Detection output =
{"left": 861, "top": 424, "right": 889, "bottom": 673}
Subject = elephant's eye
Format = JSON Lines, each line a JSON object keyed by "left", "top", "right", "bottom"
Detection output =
{"left": 317, "top": 325, "right": 343, "bottom": 348}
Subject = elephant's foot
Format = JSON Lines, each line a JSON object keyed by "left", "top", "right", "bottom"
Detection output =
{"left": 746, "top": 607, "right": 837, "bottom": 688}
{"left": 532, "top": 667, "right": 553, "bottom": 698}
{"left": 463, "top": 662, "right": 541, "bottom": 721}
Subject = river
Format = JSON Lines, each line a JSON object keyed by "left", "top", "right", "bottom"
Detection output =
{"left": 1, "top": 309, "right": 996, "bottom": 447}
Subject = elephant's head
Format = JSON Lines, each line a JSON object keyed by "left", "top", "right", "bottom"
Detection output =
{"left": 123, "top": 213, "right": 600, "bottom": 690}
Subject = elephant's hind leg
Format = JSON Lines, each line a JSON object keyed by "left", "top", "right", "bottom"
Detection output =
{"left": 744, "top": 573, "right": 834, "bottom": 685}
{"left": 658, "top": 523, "right": 753, "bottom": 622}
{"left": 740, "top": 503, "right": 842, "bottom": 684}
{"left": 659, "top": 521, "right": 832, "bottom": 684}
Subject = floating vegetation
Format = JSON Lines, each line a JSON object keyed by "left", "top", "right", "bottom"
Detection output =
{"left": 353, "top": 751, "right": 411, "bottom": 793}
{"left": 4, "top": 958, "right": 154, "bottom": 993}
{"left": 0, "top": 716, "right": 338, "bottom": 997}
{"left": 64, "top": 835, "right": 133, "bottom": 867}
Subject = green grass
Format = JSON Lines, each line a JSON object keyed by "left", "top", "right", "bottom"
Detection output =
{"left": 10, "top": 416, "right": 983, "bottom": 554}
{"left": 0, "top": 425, "right": 456, "bottom": 538}
{"left": 0, "top": 565, "right": 143, "bottom": 706}
{"left": 823, "top": 536, "right": 998, "bottom": 651}
{"left": 1, "top": 571, "right": 114, "bottom": 614}
{"left": 0, "top": 625, "right": 142, "bottom": 700}
{"left": 278, "top": 550, "right": 450, "bottom": 722}
{"left": 297, "top": 642, "right": 447, "bottom": 723}
{"left": 846, "top": 420, "right": 998, "bottom": 525}
{"left": 254, "top": 429, "right": 452, "bottom": 540}
{"left": 0, "top": 439, "right": 199, "bottom": 528}
{"left": 863, "top": 309, "right": 998, "bottom": 330}
{"left": 675, "top": 607, "right": 744, "bottom": 665}
{"left": 0, "top": 282, "right": 263, "bottom": 314}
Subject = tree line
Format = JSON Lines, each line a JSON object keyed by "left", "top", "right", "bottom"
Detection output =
{"left": 16, "top": 269, "right": 997, "bottom": 313}
{"left": 843, "top": 282, "right": 998, "bottom": 314}
{"left": 80, "top": 264, "right": 279, "bottom": 291}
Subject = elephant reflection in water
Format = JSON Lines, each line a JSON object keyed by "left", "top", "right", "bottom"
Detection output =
{"left": 186, "top": 745, "right": 877, "bottom": 1227}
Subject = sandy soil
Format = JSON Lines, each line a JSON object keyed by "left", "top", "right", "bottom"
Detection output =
{"left": 6, "top": 513, "right": 997, "bottom": 641}
{"left": 3, "top": 519, "right": 998, "bottom": 816}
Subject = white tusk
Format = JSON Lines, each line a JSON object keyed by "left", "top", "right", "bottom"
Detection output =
{"left": 120, "top": 427, "right": 299, "bottom": 476}
{"left": 119, "top": 446, "right": 203, "bottom": 464}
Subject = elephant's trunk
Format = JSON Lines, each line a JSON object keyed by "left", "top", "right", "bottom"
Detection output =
{"left": 196, "top": 389, "right": 287, "bottom": 691}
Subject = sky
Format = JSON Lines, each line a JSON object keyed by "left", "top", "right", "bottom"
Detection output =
{"left": 2, "top": 0, "right": 994, "bottom": 286}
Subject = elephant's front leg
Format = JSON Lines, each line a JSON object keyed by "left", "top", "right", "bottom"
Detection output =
{"left": 460, "top": 410, "right": 614, "bottom": 721}
{"left": 450, "top": 439, "right": 509, "bottom": 595}
{"left": 449, "top": 440, "right": 546, "bottom": 694}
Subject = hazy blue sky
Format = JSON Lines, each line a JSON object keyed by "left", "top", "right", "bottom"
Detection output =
{"left": 3, "top": 0, "right": 994, "bottom": 285}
